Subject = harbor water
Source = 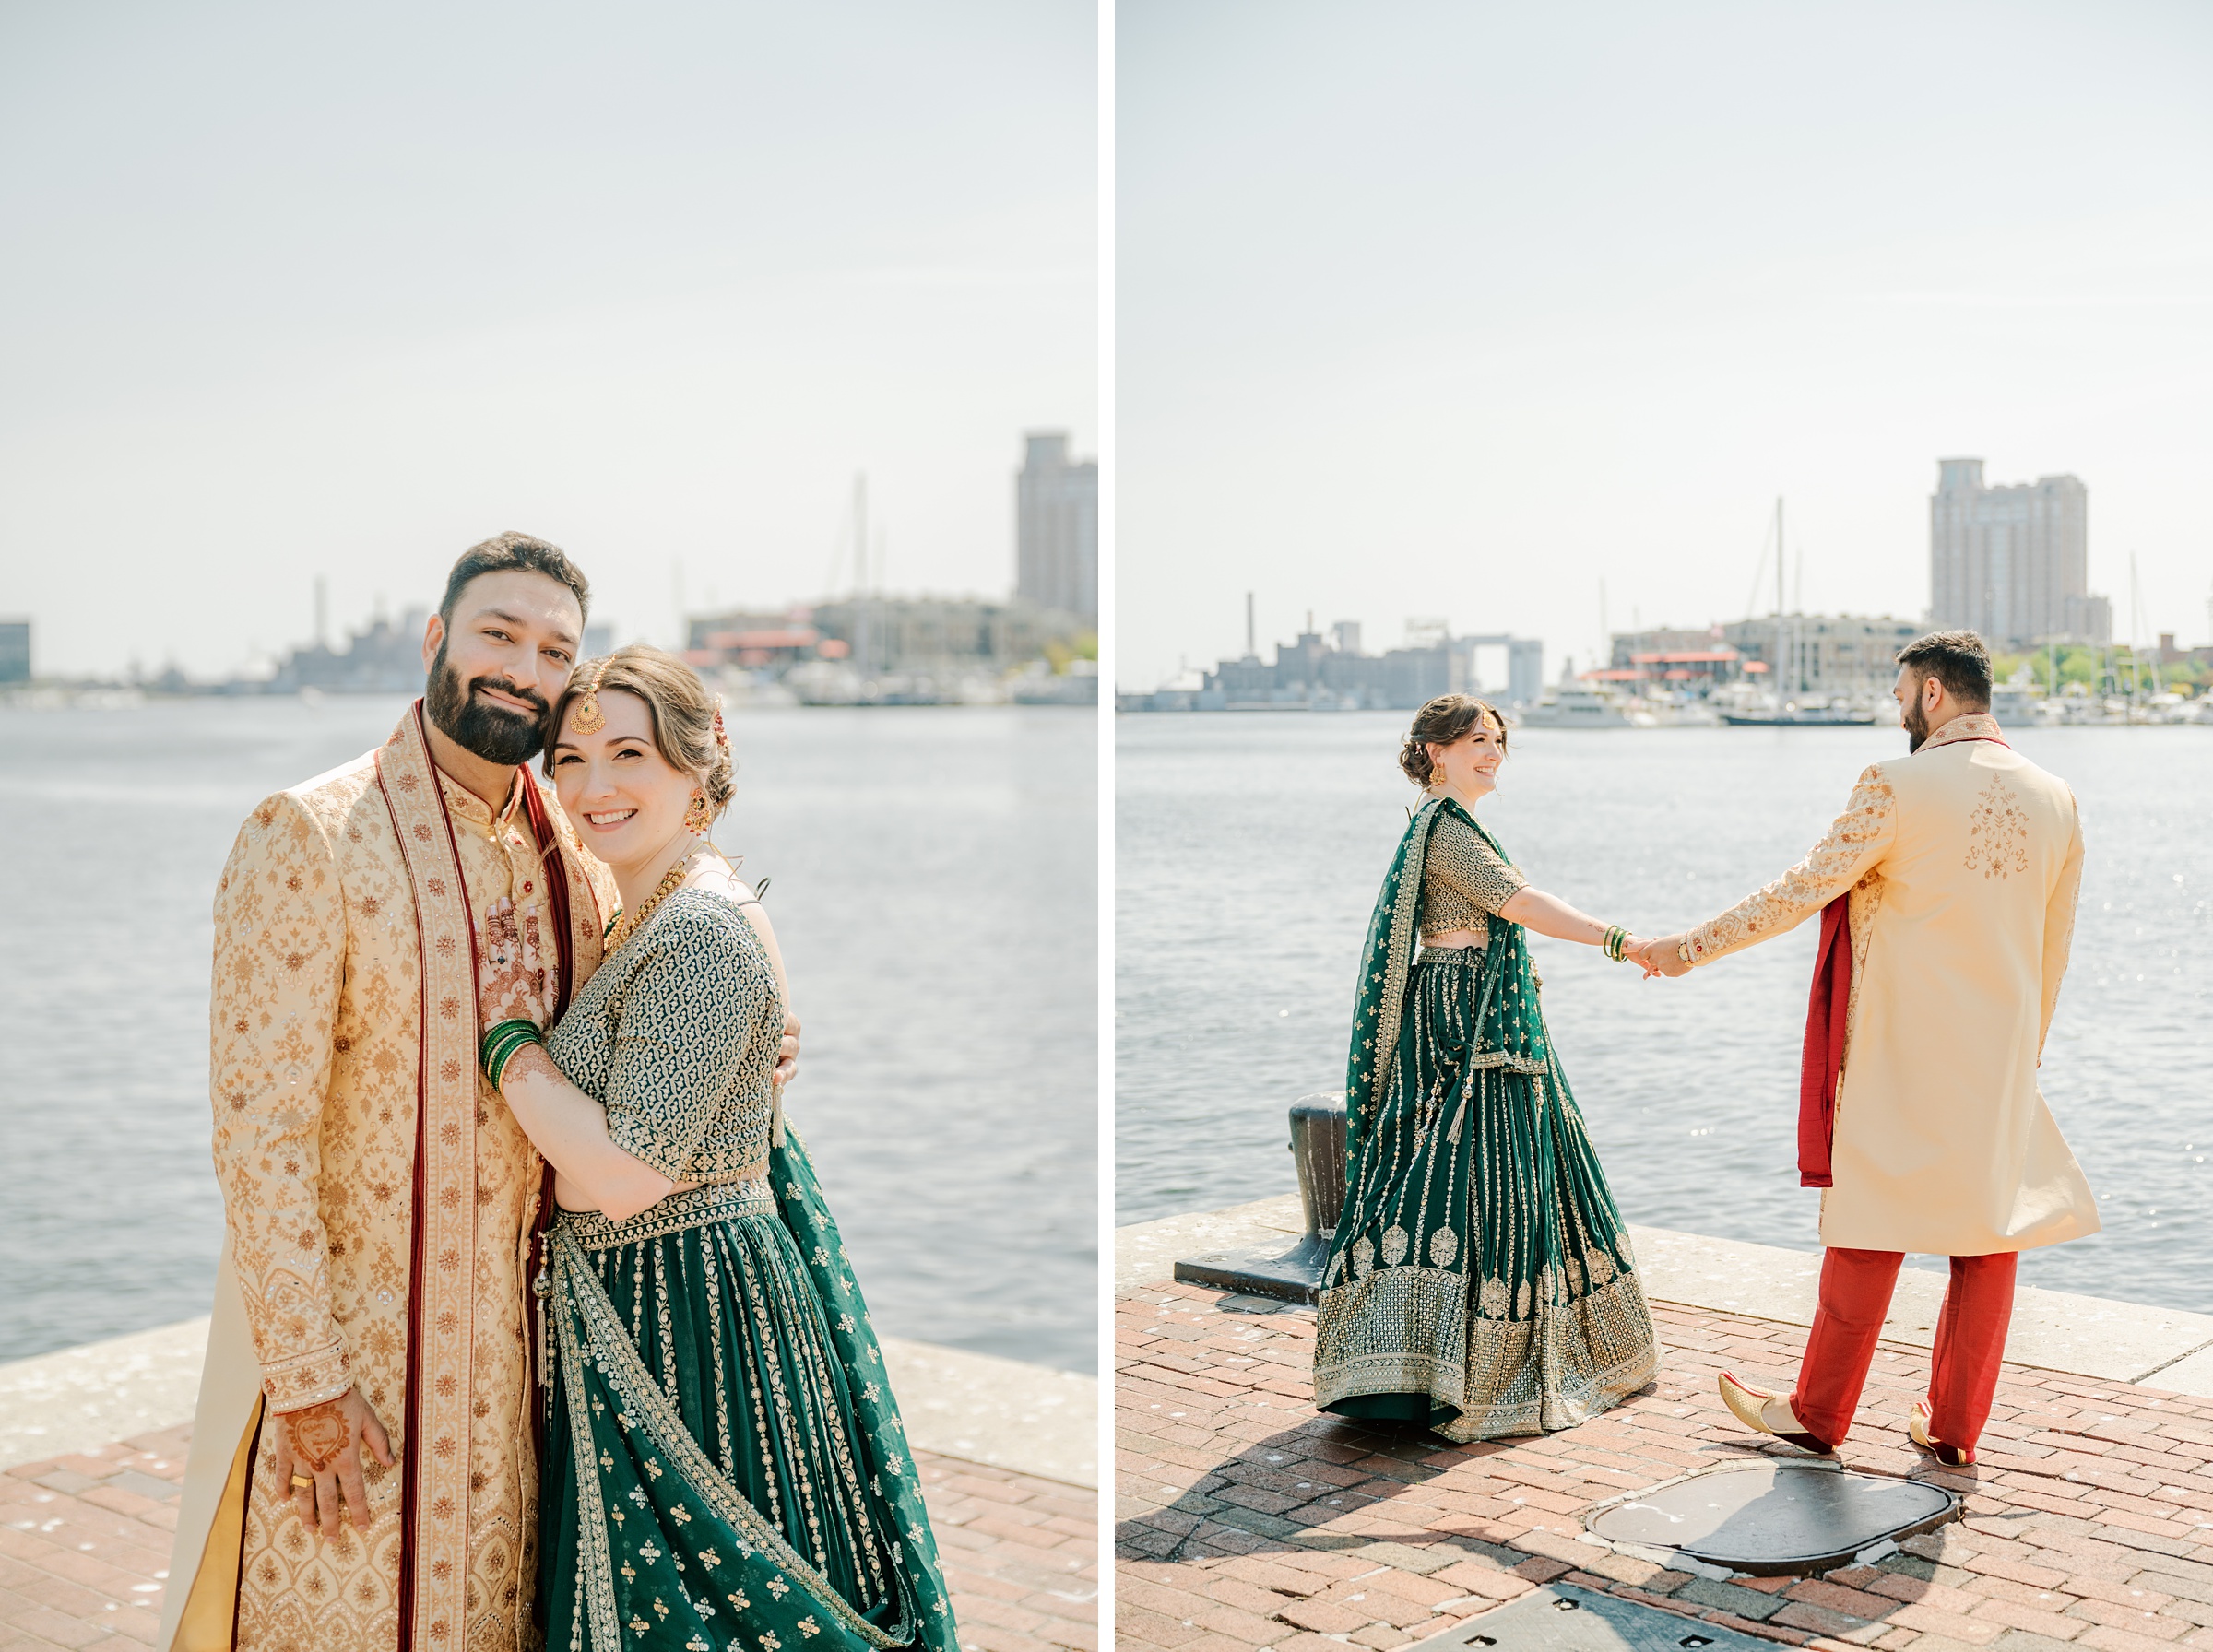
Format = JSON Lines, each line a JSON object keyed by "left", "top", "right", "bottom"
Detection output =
{"left": 0, "top": 697, "right": 1096, "bottom": 1372}
{"left": 1118, "top": 713, "right": 2213, "bottom": 1312}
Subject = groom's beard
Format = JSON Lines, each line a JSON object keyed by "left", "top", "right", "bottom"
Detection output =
{"left": 426, "top": 642, "right": 550, "bottom": 766}
{"left": 1901, "top": 691, "right": 1931, "bottom": 753}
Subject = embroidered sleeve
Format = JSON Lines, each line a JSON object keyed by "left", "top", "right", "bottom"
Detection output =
{"left": 1427, "top": 813, "right": 1529, "bottom": 916}
{"left": 2039, "top": 795, "right": 2086, "bottom": 1053}
{"left": 208, "top": 792, "right": 352, "bottom": 1412}
{"left": 1685, "top": 764, "right": 1898, "bottom": 967}
{"left": 604, "top": 904, "right": 775, "bottom": 1180}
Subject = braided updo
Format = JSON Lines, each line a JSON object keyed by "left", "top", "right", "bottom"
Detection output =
{"left": 1397, "top": 693, "right": 1508, "bottom": 786}
{"left": 545, "top": 644, "right": 735, "bottom": 821}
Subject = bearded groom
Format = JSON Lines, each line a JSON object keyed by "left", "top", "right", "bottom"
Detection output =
{"left": 159, "top": 534, "right": 619, "bottom": 1652}
{"left": 1643, "top": 630, "right": 2099, "bottom": 1466}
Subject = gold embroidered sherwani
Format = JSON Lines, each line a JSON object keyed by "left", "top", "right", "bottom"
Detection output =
{"left": 1682, "top": 714, "right": 2100, "bottom": 1257}
{"left": 159, "top": 705, "right": 615, "bottom": 1652}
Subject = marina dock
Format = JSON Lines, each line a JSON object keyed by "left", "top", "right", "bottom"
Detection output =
{"left": 1116, "top": 1197, "right": 2213, "bottom": 1652}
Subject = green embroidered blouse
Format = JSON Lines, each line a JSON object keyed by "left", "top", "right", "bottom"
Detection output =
{"left": 547, "top": 887, "right": 784, "bottom": 1185}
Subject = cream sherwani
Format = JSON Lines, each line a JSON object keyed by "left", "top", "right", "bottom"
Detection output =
{"left": 158, "top": 704, "right": 615, "bottom": 1652}
{"left": 1683, "top": 714, "right": 2100, "bottom": 1256}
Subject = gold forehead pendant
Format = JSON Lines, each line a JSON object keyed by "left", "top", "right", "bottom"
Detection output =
{"left": 571, "top": 689, "right": 606, "bottom": 736}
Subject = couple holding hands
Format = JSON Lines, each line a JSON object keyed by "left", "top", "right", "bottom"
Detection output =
{"left": 1315, "top": 631, "right": 2100, "bottom": 1469}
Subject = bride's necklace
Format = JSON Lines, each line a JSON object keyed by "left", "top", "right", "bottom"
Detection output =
{"left": 604, "top": 846, "right": 703, "bottom": 953}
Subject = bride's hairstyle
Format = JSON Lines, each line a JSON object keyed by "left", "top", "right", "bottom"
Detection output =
{"left": 1398, "top": 694, "right": 1509, "bottom": 786}
{"left": 545, "top": 645, "right": 736, "bottom": 822}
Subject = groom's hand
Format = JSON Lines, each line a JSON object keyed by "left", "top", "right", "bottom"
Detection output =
{"left": 269, "top": 1386, "right": 396, "bottom": 1538}
{"left": 777, "top": 1012, "right": 801, "bottom": 1085}
{"left": 1648, "top": 934, "right": 1694, "bottom": 978}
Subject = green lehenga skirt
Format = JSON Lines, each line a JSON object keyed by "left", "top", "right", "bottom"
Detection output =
{"left": 538, "top": 1149, "right": 957, "bottom": 1652}
{"left": 1314, "top": 945, "right": 1660, "bottom": 1442}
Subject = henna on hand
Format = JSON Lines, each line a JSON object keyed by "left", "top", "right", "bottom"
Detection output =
{"left": 501, "top": 1041, "right": 559, "bottom": 1090}
{"left": 478, "top": 897, "right": 546, "bottom": 1030}
{"left": 285, "top": 1399, "right": 350, "bottom": 1473}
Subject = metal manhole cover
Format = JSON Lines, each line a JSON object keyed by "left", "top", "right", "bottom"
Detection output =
{"left": 1587, "top": 1464, "right": 1956, "bottom": 1575}
{"left": 1401, "top": 1585, "right": 1774, "bottom": 1652}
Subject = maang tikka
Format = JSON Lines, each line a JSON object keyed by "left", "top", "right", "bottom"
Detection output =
{"left": 571, "top": 662, "right": 609, "bottom": 736}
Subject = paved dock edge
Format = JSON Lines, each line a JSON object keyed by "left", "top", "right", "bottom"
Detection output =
{"left": 1118, "top": 1194, "right": 2213, "bottom": 1397}
{"left": 0, "top": 1319, "right": 1098, "bottom": 1489}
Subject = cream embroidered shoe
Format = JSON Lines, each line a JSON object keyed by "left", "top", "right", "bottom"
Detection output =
{"left": 1909, "top": 1398, "right": 1975, "bottom": 1467}
{"left": 1718, "top": 1372, "right": 1836, "bottom": 1457}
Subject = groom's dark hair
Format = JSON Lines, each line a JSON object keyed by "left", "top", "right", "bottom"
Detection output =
{"left": 1896, "top": 630, "right": 1992, "bottom": 709}
{"left": 440, "top": 531, "right": 591, "bottom": 626}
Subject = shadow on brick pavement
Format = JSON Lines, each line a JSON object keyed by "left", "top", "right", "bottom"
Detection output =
{"left": 1117, "top": 1280, "right": 2213, "bottom": 1652}
{"left": 0, "top": 1423, "right": 1095, "bottom": 1651}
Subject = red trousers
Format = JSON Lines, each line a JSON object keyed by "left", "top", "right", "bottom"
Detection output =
{"left": 1789, "top": 1247, "right": 2017, "bottom": 1451}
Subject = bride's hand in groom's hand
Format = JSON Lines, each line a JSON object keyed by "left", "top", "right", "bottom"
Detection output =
{"left": 477, "top": 896, "right": 547, "bottom": 1031}
{"left": 1622, "top": 937, "right": 1663, "bottom": 978}
{"left": 1641, "top": 933, "right": 1694, "bottom": 978}
{"left": 269, "top": 1386, "right": 395, "bottom": 1538}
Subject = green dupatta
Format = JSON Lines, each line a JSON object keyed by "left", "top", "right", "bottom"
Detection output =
{"left": 1315, "top": 796, "right": 1655, "bottom": 1437}
{"left": 546, "top": 1124, "right": 957, "bottom": 1652}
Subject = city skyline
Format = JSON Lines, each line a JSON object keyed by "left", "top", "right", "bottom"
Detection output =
{"left": 0, "top": 1, "right": 1095, "bottom": 679}
{"left": 1118, "top": 1, "right": 2213, "bottom": 691}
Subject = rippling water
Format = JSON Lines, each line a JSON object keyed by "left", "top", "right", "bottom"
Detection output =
{"left": 0, "top": 697, "right": 1095, "bottom": 1371}
{"left": 1117, "top": 714, "right": 2213, "bottom": 1313}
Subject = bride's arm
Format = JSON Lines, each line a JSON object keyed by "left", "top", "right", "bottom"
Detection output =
{"left": 1498, "top": 887, "right": 1659, "bottom": 974}
{"left": 494, "top": 1048, "right": 685, "bottom": 1222}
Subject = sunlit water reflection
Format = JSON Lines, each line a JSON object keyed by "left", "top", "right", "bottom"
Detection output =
{"left": 0, "top": 698, "right": 1095, "bottom": 1370}
{"left": 1118, "top": 714, "right": 2212, "bottom": 1312}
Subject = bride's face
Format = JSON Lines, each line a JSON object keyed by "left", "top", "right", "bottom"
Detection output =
{"left": 550, "top": 689, "right": 697, "bottom": 871}
{"left": 1428, "top": 717, "right": 1506, "bottom": 798}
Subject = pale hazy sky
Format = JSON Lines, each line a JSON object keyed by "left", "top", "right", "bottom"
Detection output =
{"left": 1119, "top": 0, "right": 2213, "bottom": 690}
{"left": 1, "top": 2, "right": 1094, "bottom": 678}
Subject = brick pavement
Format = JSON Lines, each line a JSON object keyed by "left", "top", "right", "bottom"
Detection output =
{"left": 0, "top": 1426, "right": 1095, "bottom": 1651}
{"left": 1117, "top": 1280, "right": 2213, "bottom": 1652}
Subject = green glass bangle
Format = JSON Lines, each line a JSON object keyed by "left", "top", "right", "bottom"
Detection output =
{"left": 484, "top": 1029, "right": 543, "bottom": 1091}
{"left": 479, "top": 1018, "right": 538, "bottom": 1063}
{"left": 479, "top": 1018, "right": 543, "bottom": 1088}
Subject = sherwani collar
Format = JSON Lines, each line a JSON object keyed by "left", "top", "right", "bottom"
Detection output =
{"left": 435, "top": 762, "right": 526, "bottom": 842}
{"left": 1920, "top": 712, "right": 2006, "bottom": 752}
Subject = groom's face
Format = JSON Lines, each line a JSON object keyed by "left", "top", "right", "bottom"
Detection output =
{"left": 421, "top": 570, "right": 585, "bottom": 766}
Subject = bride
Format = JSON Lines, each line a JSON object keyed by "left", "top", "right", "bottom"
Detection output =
{"left": 1314, "top": 694, "right": 1663, "bottom": 1440}
{"left": 475, "top": 645, "right": 956, "bottom": 1652}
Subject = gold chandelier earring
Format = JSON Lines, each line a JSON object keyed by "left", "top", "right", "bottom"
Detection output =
{"left": 683, "top": 791, "right": 714, "bottom": 834}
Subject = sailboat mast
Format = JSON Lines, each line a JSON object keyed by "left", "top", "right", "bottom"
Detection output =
{"left": 1775, "top": 498, "right": 1787, "bottom": 702}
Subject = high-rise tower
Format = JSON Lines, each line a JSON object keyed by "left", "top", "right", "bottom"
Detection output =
{"left": 1016, "top": 432, "right": 1098, "bottom": 626}
{"left": 1930, "top": 459, "right": 2107, "bottom": 646}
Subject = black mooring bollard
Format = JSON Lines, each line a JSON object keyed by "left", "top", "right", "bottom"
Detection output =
{"left": 1172, "top": 1090, "right": 1349, "bottom": 1304}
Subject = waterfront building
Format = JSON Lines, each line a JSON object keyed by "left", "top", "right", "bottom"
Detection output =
{"left": 1016, "top": 432, "right": 1098, "bottom": 626}
{"left": 1721, "top": 614, "right": 1922, "bottom": 695}
{"left": 1174, "top": 612, "right": 1543, "bottom": 711}
{"left": 686, "top": 595, "right": 1086, "bottom": 679}
{"left": 1607, "top": 626, "right": 1727, "bottom": 670}
{"left": 1931, "top": 459, "right": 2110, "bottom": 647}
{"left": 0, "top": 619, "right": 28, "bottom": 683}
{"left": 268, "top": 606, "right": 431, "bottom": 692}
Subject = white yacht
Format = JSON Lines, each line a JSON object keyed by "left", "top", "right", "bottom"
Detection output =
{"left": 1520, "top": 684, "right": 1639, "bottom": 728}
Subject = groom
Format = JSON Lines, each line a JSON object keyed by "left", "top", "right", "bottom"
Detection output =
{"left": 159, "top": 534, "right": 796, "bottom": 1652}
{"left": 1643, "top": 631, "right": 2098, "bottom": 1465}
